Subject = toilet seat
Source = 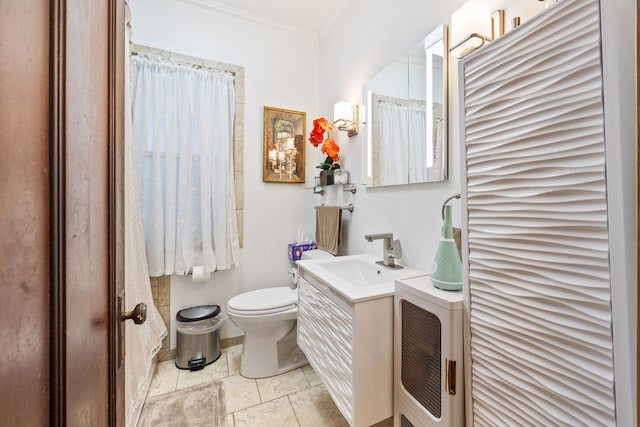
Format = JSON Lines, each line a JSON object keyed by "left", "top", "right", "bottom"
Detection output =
{"left": 227, "top": 287, "right": 297, "bottom": 316}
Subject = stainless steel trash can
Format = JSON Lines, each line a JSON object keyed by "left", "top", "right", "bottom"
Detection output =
{"left": 175, "top": 305, "right": 226, "bottom": 371}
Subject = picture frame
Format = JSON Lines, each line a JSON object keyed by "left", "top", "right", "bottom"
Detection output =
{"left": 263, "top": 106, "right": 306, "bottom": 183}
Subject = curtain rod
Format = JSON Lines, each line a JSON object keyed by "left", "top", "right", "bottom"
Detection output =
{"left": 130, "top": 43, "right": 241, "bottom": 75}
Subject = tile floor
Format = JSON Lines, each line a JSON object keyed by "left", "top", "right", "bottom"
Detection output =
{"left": 145, "top": 344, "right": 394, "bottom": 427}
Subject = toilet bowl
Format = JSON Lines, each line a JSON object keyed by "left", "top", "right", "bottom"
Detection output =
{"left": 227, "top": 249, "right": 333, "bottom": 378}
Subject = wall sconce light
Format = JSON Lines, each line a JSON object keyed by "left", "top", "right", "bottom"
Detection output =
{"left": 333, "top": 101, "right": 359, "bottom": 137}
{"left": 449, "top": 33, "right": 492, "bottom": 58}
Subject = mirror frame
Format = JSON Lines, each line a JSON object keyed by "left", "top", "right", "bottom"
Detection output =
{"left": 362, "top": 24, "right": 449, "bottom": 187}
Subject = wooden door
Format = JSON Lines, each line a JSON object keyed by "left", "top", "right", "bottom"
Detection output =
{"left": 0, "top": 0, "right": 125, "bottom": 425}
{"left": 0, "top": 2, "right": 52, "bottom": 423}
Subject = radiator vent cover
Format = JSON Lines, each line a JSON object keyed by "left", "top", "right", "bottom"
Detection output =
{"left": 401, "top": 300, "right": 441, "bottom": 418}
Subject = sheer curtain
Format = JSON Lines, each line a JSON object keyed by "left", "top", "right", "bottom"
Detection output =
{"left": 378, "top": 101, "right": 427, "bottom": 185}
{"left": 408, "top": 103, "right": 427, "bottom": 183}
{"left": 428, "top": 116, "right": 445, "bottom": 181}
{"left": 123, "top": 4, "right": 167, "bottom": 426}
{"left": 131, "top": 54, "right": 239, "bottom": 276}
{"left": 378, "top": 102, "right": 409, "bottom": 186}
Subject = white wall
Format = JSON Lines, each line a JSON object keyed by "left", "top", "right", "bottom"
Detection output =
{"left": 130, "top": 0, "right": 323, "bottom": 344}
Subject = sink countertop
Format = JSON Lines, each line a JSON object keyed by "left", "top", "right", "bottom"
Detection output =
{"left": 297, "top": 253, "right": 425, "bottom": 303}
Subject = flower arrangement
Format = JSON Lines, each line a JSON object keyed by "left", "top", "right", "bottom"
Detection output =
{"left": 309, "top": 117, "right": 340, "bottom": 170}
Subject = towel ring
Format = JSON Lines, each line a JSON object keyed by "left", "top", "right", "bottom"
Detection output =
{"left": 441, "top": 194, "right": 461, "bottom": 220}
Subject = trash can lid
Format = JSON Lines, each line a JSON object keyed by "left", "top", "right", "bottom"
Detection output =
{"left": 176, "top": 305, "right": 221, "bottom": 322}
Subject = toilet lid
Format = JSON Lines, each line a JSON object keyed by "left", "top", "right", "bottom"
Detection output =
{"left": 227, "top": 287, "right": 297, "bottom": 314}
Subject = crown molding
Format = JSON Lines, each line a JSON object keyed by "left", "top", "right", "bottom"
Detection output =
{"left": 177, "top": 0, "right": 314, "bottom": 35}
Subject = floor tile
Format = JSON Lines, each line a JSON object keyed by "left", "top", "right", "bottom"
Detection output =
{"left": 176, "top": 353, "right": 229, "bottom": 390}
{"left": 289, "top": 384, "right": 348, "bottom": 427}
{"left": 256, "top": 368, "right": 310, "bottom": 402}
{"left": 144, "top": 351, "right": 377, "bottom": 427}
{"left": 301, "top": 364, "right": 322, "bottom": 386}
{"left": 226, "top": 344, "right": 242, "bottom": 376}
{"left": 233, "top": 396, "right": 299, "bottom": 427}
{"left": 220, "top": 374, "right": 261, "bottom": 413}
{"left": 146, "top": 359, "right": 179, "bottom": 397}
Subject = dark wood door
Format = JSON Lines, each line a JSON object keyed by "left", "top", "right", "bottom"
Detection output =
{"left": 0, "top": 2, "right": 52, "bottom": 423}
{"left": 1, "top": 1, "right": 125, "bottom": 425}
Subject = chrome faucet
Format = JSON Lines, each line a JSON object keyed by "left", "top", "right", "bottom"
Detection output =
{"left": 364, "top": 233, "right": 403, "bottom": 269}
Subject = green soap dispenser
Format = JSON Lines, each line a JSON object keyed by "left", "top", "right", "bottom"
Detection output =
{"left": 431, "top": 204, "right": 462, "bottom": 291}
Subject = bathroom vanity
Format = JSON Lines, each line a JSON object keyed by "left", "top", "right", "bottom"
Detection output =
{"left": 296, "top": 254, "right": 421, "bottom": 426}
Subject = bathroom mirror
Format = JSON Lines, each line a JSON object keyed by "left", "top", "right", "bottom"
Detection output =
{"left": 362, "top": 25, "right": 448, "bottom": 187}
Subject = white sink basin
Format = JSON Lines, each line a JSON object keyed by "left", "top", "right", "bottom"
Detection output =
{"left": 317, "top": 258, "right": 398, "bottom": 287}
{"left": 297, "top": 254, "right": 423, "bottom": 302}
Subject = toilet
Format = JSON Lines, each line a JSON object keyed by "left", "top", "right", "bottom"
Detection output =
{"left": 227, "top": 249, "right": 334, "bottom": 378}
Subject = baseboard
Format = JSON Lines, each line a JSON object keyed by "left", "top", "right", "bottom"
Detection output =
{"left": 220, "top": 335, "right": 244, "bottom": 349}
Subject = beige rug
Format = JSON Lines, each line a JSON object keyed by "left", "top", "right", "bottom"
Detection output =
{"left": 138, "top": 381, "right": 225, "bottom": 427}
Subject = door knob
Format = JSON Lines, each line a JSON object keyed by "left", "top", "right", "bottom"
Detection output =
{"left": 122, "top": 302, "right": 147, "bottom": 325}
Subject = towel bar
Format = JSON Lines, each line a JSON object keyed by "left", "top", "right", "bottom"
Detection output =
{"left": 313, "top": 184, "right": 357, "bottom": 195}
{"left": 314, "top": 204, "right": 354, "bottom": 212}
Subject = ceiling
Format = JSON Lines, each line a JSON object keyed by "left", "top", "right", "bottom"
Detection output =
{"left": 194, "top": 0, "right": 349, "bottom": 33}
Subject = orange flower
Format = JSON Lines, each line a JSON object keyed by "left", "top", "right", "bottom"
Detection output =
{"left": 313, "top": 117, "right": 334, "bottom": 133}
{"left": 309, "top": 116, "right": 341, "bottom": 169}
{"left": 321, "top": 138, "right": 340, "bottom": 162}
{"left": 309, "top": 128, "right": 324, "bottom": 147}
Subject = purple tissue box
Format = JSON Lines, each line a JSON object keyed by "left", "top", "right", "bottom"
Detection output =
{"left": 288, "top": 242, "right": 317, "bottom": 261}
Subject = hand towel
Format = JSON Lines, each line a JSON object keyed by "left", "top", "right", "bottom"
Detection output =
{"left": 315, "top": 206, "right": 342, "bottom": 255}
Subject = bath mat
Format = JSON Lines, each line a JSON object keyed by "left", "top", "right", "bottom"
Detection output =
{"left": 138, "top": 380, "right": 225, "bottom": 427}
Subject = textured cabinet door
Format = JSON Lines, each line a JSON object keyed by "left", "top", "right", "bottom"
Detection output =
{"left": 297, "top": 276, "right": 394, "bottom": 426}
{"left": 297, "top": 278, "right": 355, "bottom": 422}
{"left": 462, "top": 0, "right": 616, "bottom": 425}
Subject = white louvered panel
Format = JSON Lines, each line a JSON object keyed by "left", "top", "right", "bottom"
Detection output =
{"left": 297, "top": 278, "right": 354, "bottom": 423}
{"left": 462, "top": 0, "right": 616, "bottom": 425}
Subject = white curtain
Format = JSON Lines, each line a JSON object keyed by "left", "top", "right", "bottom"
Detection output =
{"left": 427, "top": 117, "right": 445, "bottom": 181}
{"left": 378, "top": 101, "right": 427, "bottom": 185}
{"left": 426, "top": 102, "right": 445, "bottom": 182}
{"left": 123, "top": 4, "right": 167, "bottom": 426}
{"left": 131, "top": 54, "right": 239, "bottom": 276}
{"left": 408, "top": 103, "right": 427, "bottom": 183}
{"left": 378, "top": 102, "right": 409, "bottom": 186}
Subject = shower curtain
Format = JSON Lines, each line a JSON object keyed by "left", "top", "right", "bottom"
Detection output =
{"left": 124, "top": 4, "right": 167, "bottom": 426}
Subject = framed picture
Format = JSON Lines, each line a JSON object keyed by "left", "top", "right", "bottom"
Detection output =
{"left": 263, "top": 106, "right": 306, "bottom": 183}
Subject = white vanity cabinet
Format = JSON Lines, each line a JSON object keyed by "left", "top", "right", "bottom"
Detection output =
{"left": 297, "top": 273, "right": 393, "bottom": 427}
